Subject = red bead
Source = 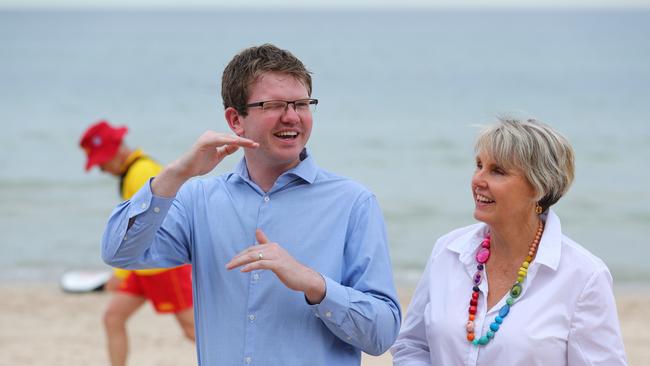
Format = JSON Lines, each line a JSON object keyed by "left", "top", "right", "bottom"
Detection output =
{"left": 467, "top": 333, "right": 475, "bottom": 341}
{"left": 470, "top": 298, "right": 478, "bottom": 306}
{"left": 472, "top": 292, "right": 479, "bottom": 300}
{"left": 469, "top": 305, "right": 477, "bottom": 314}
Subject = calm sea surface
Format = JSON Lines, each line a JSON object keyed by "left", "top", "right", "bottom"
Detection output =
{"left": 1, "top": 9, "right": 649, "bottom": 285}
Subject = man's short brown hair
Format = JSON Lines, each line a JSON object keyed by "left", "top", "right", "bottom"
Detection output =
{"left": 221, "top": 44, "right": 312, "bottom": 116}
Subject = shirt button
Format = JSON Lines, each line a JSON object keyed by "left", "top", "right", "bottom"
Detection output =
{"left": 248, "top": 314, "right": 256, "bottom": 321}
{"left": 245, "top": 356, "right": 252, "bottom": 364}
{"left": 252, "top": 273, "right": 260, "bottom": 281}
{"left": 325, "top": 311, "right": 332, "bottom": 318}
{"left": 263, "top": 196, "right": 270, "bottom": 202}
{"left": 140, "top": 203, "right": 147, "bottom": 209}
{"left": 153, "top": 206, "right": 160, "bottom": 213}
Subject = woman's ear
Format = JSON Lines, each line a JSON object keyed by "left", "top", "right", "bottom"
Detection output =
{"left": 225, "top": 107, "right": 244, "bottom": 136}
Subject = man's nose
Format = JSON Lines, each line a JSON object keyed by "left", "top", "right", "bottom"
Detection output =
{"left": 281, "top": 103, "right": 301, "bottom": 121}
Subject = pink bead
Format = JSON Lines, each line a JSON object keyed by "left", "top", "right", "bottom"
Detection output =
{"left": 476, "top": 247, "right": 490, "bottom": 264}
{"left": 466, "top": 320, "right": 474, "bottom": 332}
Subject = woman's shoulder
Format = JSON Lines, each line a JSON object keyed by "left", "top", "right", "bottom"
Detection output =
{"left": 559, "top": 234, "right": 611, "bottom": 276}
{"left": 544, "top": 210, "right": 611, "bottom": 278}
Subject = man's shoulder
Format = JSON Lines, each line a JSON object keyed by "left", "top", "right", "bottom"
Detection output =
{"left": 313, "top": 168, "right": 374, "bottom": 197}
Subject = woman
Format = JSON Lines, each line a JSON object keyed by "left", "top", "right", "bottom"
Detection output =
{"left": 391, "top": 118, "right": 627, "bottom": 365}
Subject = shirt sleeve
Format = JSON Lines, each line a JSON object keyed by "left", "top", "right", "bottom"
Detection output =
{"left": 102, "top": 178, "right": 192, "bottom": 270}
{"left": 390, "top": 250, "right": 434, "bottom": 365}
{"left": 310, "top": 194, "right": 401, "bottom": 356}
{"left": 567, "top": 267, "right": 628, "bottom": 365}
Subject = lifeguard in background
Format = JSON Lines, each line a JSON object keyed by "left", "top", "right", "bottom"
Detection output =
{"left": 80, "top": 120, "right": 194, "bottom": 366}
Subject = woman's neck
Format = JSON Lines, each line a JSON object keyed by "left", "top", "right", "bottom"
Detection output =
{"left": 488, "top": 215, "right": 541, "bottom": 263}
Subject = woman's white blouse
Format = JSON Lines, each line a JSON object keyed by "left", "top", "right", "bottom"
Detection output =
{"left": 391, "top": 210, "right": 627, "bottom": 365}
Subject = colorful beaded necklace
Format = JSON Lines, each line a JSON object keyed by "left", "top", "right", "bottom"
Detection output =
{"left": 465, "top": 221, "right": 544, "bottom": 346}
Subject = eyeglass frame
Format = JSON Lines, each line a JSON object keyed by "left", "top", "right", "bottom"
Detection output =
{"left": 244, "top": 98, "right": 318, "bottom": 114}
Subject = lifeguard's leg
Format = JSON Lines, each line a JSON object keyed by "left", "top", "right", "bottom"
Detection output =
{"left": 103, "top": 293, "right": 146, "bottom": 366}
{"left": 174, "top": 308, "right": 195, "bottom": 342}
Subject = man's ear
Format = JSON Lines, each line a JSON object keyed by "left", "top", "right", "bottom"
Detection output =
{"left": 225, "top": 107, "right": 244, "bottom": 136}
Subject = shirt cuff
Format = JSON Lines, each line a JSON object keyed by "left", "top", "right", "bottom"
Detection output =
{"left": 311, "top": 275, "right": 350, "bottom": 326}
{"left": 127, "top": 178, "right": 175, "bottom": 226}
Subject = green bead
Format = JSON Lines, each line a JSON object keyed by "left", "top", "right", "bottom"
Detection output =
{"left": 478, "top": 336, "right": 489, "bottom": 345}
{"left": 510, "top": 283, "right": 522, "bottom": 298}
{"left": 487, "top": 330, "right": 495, "bottom": 338}
{"left": 472, "top": 339, "right": 480, "bottom": 345}
{"left": 506, "top": 297, "right": 514, "bottom": 305}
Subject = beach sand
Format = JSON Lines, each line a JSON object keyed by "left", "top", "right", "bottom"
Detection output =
{"left": 1, "top": 283, "right": 647, "bottom": 365}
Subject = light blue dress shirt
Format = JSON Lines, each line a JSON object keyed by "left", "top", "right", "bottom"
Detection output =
{"left": 102, "top": 152, "right": 401, "bottom": 366}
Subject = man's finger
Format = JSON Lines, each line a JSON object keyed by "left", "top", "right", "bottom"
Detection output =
{"left": 223, "top": 136, "right": 258, "bottom": 148}
{"left": 256, "top": 229, "right": 270, "bottom": 245}
{"left": 216, "top": 144, "right": 239, "bottom": 158}
{"left": 225, "top": 250, "right": 258, "bottom": 270}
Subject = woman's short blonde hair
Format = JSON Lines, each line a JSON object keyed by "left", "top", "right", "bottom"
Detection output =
{"left": 475, "top": 117, "right": 575, "bottom": 211}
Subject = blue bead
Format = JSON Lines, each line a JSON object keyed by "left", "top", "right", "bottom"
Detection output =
{"left": 487, "top": 331, "right": 495, "bottom": 338}
{"left": 490, "top": 322, "right": 500, "bottom": 332}
{"left": 498, "top": 304, "right": 510, "bottom": 318}
{"left": 495, "top": 316, "right": 503, "bottom": 324}
{"left": 478, "top": 336, "right": 489, "bottom": 345}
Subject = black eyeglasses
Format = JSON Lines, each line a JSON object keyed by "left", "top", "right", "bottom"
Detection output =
{"left": 245, "top": 98, "right": 318, "bottom": 114}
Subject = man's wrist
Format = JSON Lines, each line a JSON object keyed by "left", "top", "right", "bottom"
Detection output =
{"left": 151, "top": 163, "right": 190, "bottom": 198}
{"left": 304, "top": 270, "right": 326, "bottom": 305}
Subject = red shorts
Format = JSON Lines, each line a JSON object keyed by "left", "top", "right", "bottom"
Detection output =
{"left": 118, "top": 265, "right": 193, "bottom": 313}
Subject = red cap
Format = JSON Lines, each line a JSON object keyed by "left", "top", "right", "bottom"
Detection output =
{"left": 79, "top": 120, "right": 128, "bottom": 171}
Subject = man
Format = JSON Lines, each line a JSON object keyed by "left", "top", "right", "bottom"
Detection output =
{"left": 80, "top": 120, "right": 194, "bottom": 366}
{"left": 101, "top": 44, "right": 400, "bottom": 365}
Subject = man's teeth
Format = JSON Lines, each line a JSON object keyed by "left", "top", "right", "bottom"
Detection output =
{"left": 275, "top": 131, "right": 298, "bottom": 138}
{"left": 476, "top": 194, "right": 494, "bottom": 203}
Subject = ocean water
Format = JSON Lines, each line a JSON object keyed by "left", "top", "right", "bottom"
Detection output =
{"left": 1, "top": 9, "right": 649, "bottom": 285}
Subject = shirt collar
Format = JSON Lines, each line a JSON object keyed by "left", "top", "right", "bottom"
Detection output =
{"left": 228, "top": 148, "right": 318, "bottom": 185}
{"left": 447, "top": 209, "right": 562, "bottom": 271}
{"left": 447, "top": 223, "right": 488, "bottom": 266}
{"left": 533, "top": 209, "right": 562, "bottom": 271}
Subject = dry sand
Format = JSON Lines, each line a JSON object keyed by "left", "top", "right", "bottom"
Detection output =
{"left": 1, "top": 283, "right": 647, "bottom": 365}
